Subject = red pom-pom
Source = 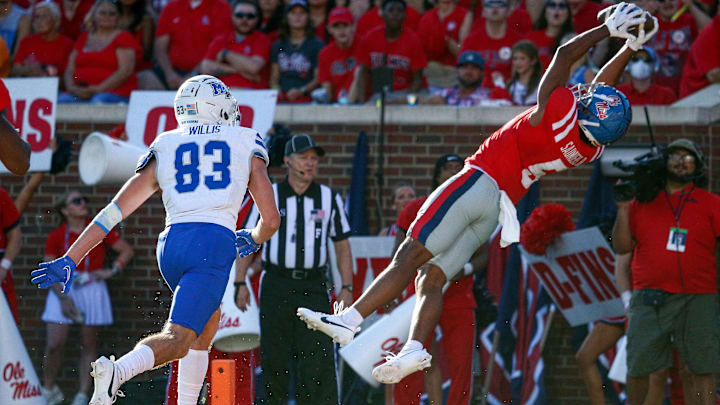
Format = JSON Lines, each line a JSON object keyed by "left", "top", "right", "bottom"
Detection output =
{"left": 520, "top": 204, "right": 576, "bottom": 255}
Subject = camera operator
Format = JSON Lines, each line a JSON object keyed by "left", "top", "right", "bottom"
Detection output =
{"left": 612, "top": 139, "right": 720, "bottom": 405}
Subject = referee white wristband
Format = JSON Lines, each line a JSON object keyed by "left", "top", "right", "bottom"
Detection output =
{"left": 463, "top": 262, "right": 474, "bottom": 276}
{"left": 0, "top": 258, "right": 11, "bottom": 270}
{"left": 621, "top": 290, "right": 632, "bottom": 310}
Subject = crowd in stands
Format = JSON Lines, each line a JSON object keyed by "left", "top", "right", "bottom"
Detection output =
{"left": 0, "top": 0, "right": 718, "bottom": 104}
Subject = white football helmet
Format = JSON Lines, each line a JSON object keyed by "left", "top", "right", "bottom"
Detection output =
{"left": 174, "top": 75, "right": 238, "bottom": 127}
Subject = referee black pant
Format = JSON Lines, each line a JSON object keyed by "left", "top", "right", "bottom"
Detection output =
{"left": 259, "top": 272, "right": 339, "bottom": 405}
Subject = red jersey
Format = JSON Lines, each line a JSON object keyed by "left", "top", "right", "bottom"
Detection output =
{"left": 0, "top": 79, "right": 9, "bottom": 111}
{"left": 54, "top": 0, "right": 94, "bottom": 40}
{"left": 648, "top": 13, "right": 697, "bottom": 94}
{"left": 0, "top": 188, "right": 19, "bottom": 251}
{"left": 355, "top": 6, "right": 421, "bottom": 38}
{"left": 72, "top": 31, "right": 140, "bottom": 98}
{"left": 467, "top": 87, "right": 603, "bottom": 204}
{"left": 45, "top": 222, "right": 121, "bottom": 272}
{"left": 629, "top": 186, "right": 720, "bottom": 294}
{"left": 358, "top": 27, "right": 427, "bottom": 92}
{"left": 679, "top": 15, "right": 720, "bottom": 98}
{"left": 13, "top": 33, "right": 74, "bottom": 76}
{"left": 417, "top": 6, "right": 469, "bottom": 66}
{"left": 459, "top": 27, "right": 522, "bottom": 86}
{"left": 525, "top": 30, "right": 556, "bottom": 69}
{"left": 204, "top": 31, "right": 271, "bottom": 89}
{"left": 617, "top": 82, "right": 676, "bottom": 105}
{"left": 156, "top": 0, "right": 233, "bottom": 72}
{"left": 572, "top": 0, "right": 607, "bottom": 33}
{"left": 397, "top": 198, "right": 476, "bottom": 310}
{"left": 318, "top": 40, "right": 360, "bottom": 100}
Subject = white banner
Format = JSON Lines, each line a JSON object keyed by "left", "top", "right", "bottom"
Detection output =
{"left": 124, "top": 89, "right": 278, "bottom": 148}
{"left": 328, "top": 236, "right": 394, "bottom": 298}
{"left": 521, "top": 227, "right": 625, "bottom": 326}
{"left": 0, "top": 290, "right": 44, "bottom": 404}
{"left": 2, "top": 78, "right": 58, "bottom": 173}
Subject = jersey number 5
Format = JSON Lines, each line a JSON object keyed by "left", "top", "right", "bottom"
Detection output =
{"left": 174, "top": 141, "right": 230, "bottom": 193}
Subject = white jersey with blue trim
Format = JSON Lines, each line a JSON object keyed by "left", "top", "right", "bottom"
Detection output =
{"left": 136, "top": 124, "right": 269, "bottom": 232}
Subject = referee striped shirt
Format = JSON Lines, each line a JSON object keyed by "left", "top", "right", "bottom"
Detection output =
{"left": 243, "top": 179, "right": 351, "bottom": 270}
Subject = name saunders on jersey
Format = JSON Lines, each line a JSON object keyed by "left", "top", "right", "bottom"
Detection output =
{"left": 188, "top": 125, "right": 222, "bottom": 135}
{"left": 560, "top": 141, "right": 587, "bottom": 167}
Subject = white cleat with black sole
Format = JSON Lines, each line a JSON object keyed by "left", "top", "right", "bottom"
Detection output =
{"left": 372, "top": 348, "right": 432, "bottom": 384}
{"left": 89, "top": 356, "right": 125, "bottom": 405}
{"left": 297, "top": 302, "right": 359, "bottom": 346}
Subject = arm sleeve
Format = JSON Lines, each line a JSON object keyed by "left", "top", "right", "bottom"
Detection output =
{"left": 329, "top": 191, "right": 352, "bottom": 241}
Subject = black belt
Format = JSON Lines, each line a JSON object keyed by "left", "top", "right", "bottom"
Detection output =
{"left": 263, "top": 263, "right": 327, "bottom": 281}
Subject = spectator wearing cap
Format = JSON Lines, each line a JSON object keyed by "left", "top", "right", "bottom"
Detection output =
{"left": 612, "top": 139, "right": 720, "bottom": 405}
{"left": 137, "top": 0, "right": 232, "bottom": 90}
{"left": 199, "top": 0, "right": 271, "bottom": 89}
{"left": 318, "top": 7, "right": 359, "bottom": 102}
{"left": 270, "top": 0, "right": 324, "bottom": 102}
{"left": 678, "top": 9, "right": 720, "bottom": 99}
{"left": 354, "top": 0, "right": 420, "bottom": 38}
{"left": 12, "top": 1, "right": 73, "bottom": 79}
{"left": 525, "top": 0, "right": 575, "bottom": 69}
{"left": 421, "top": 50, "right": 511, "bottom": 105}
{"left": 459, "top": 0, "right": 522, "bottom": 88}
{"left": 236, "top": 133, "right": 353, "bottom": 404}
{"left": 350, "top": 0, "right": 427, "bottom": 102}
{"left": 617, "top": 46, "right": 676, "bottom": 105}
{"left": 391, "top": 153, "right": 483, "bottom": 405}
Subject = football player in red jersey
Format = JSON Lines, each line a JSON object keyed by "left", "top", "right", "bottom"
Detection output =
{"left": 298, "top": 2, "right": 658, "bottom": 384}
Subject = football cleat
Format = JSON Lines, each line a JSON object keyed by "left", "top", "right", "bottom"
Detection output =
{"left": 372, "top": 348, "right": 432, "bottom": 384}
{"left": 89, "top": 356, "right": 124, "bottom": 405}
{"left": 297, "top": 301, "right": 359, "bottom": 346}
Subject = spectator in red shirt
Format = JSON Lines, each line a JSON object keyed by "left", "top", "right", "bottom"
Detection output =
{"left": 648, "top": 0, "right": 700, "bottom": 94}
{"left": 12, "top": 1, "right": 74, "bottom": 79}
{"left": 506, "top": 40, "right": 542, "bottom": 105}
{"left": 354, "top": 0, "right": 420, "bottom": 37}
{"left": 378, "top": 183, "right": 416, "bottom": 236}
{"left": 679, "top": 11, "right": 720, "bottom": 98}
{"left": 259, "top": 0, "right": 284, "bottom": 42}
{"left": 55, "top": 0, "right": 94, "bottom": 40}
{"left": 617, "top": 46, "right": 676, "bottom": 105}
{"left": 318, "top": 7, "right": 360, "bottom": 102}
{"left": 59, "top": 0, "right": 140, "bottom": 103}
{"left": 467, "top": 0, "right": 533, "bottom": 37}
{"left": 200, "top": 0, "right": 272, "bottom": 89}
{"left": 350, "top": 0, "right": 427, "bottom": 102}
{"left": 0, "top": 187, "right": 21, "bottom": 323}
{"left": 416, "top": 0, "right": 471, "bottom": 67}
{"left": 270, "top": 0, "right": 324, "bottom": 102}
{"left": 117, "top": 0, "right": 156, "bottom": 71}
{"left": 460, "top": 0, "right": 522, "bottom": 87}
{"left": 525, "top": 0, "right": 574, "bottom": 69}
{"left": 421, "top": 50, "right": 512, "bottom": 105}
{"left": 41, "top": 190, "right": 133, "bottom": 405}
{"left": 138, "top": 0, "right": 232, "bottom": 90}
{"left": 309, "top": 0, "right": 334, "bottom": 42}
{"left": 567, "top": 0, "right": 607, "bottom": 33}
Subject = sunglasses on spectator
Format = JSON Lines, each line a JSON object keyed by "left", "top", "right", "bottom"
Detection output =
{"left": 668, "top": 153, "right": 695, "bottom": 163}
{"left": 546, "top": 2, "right": 569, "bottom": 9}
{"left": 630, "top": 55, "right": 652, "bottom": 63}
{"left": 234, "top": 12, "right": 258, "bottom": 19}
{"left": 68, "top": 197, "right": 88, "bottom": 206}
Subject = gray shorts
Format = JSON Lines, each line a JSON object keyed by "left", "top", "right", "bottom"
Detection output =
{"left": 407, "top": 166, "right": 500, "bottom": 279}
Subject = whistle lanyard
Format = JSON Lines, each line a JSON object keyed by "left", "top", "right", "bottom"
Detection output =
{"left": 64, "top": 227, "right": 91, "bottom": 271}
{"left": 664, "top": 186, "right": 695, "bottom": 226}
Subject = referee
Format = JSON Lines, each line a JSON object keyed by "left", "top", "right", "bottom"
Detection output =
{"left": 235, "top": 134, "right": 353, "bottom": 405}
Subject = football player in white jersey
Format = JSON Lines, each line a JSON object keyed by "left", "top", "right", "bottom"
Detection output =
{"left": 30, "top": 75, "right": 280, "bottom": 405}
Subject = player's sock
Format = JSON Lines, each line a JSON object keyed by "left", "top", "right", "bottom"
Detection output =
{"left": 114, "top": 344, "right": 155, "bottom": 387}
{"left": 177, "top": 349, "right": 208, "bottom": 405}
{"left": 340, "top": 307, "right": 363, "bottom": 328}
{"left": 400, "top": 340, "right": 423, "bottom": 353}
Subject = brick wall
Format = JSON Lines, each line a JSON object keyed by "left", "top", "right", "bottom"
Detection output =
{"left": 3, "top": 104, "right": 719, "bottom": 403}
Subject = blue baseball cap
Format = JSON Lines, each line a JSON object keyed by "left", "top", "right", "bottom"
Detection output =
{"left": 457, "top": 51, "right": 485, "bottom": 69}
{"left": 285, "top": 0, "right": 308, "bottom": 12}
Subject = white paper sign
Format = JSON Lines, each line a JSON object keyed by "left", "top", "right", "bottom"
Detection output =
{"left": 2, "top": 78, "right": 58, "bottom": 173}
{"left": 124, "top": 89, "right": 278, "bottom": 148}
{"left": 521, "top": 227, "right": 625, "bottom": 326}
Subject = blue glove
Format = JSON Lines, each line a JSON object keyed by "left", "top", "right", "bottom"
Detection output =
{"left": 235, "top": 229, "right": 261, "bottom": 258}
{"left": 31, "top": 256, "right": 77, "bottom": 293}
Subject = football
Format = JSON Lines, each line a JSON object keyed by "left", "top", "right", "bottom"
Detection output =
{"left": 597, "top": 5, "right": 656, "bottom": 35}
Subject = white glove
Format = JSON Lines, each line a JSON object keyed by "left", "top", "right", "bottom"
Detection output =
{"left": 626, "top": 13, "right": 659, "bottom": 51}
{"left": 603, "top": 2, "right": 645, "bottom": 41}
